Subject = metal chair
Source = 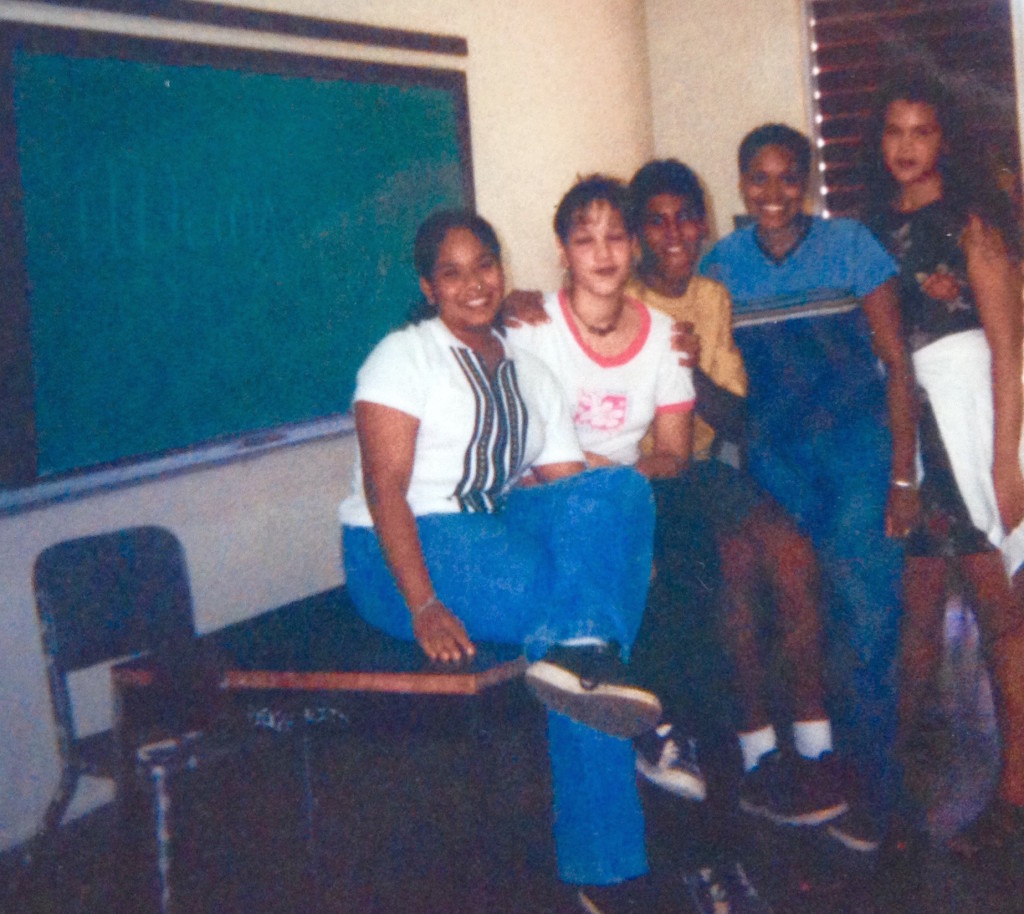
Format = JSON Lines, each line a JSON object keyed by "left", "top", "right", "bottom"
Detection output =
{"left": 33, "top": 525, "right": 197, "bottom": 833}
{"left": 33, "top": 525, "right": 229, "bottom": 912}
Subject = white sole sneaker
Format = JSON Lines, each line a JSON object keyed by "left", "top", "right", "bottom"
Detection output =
{"left": 825, "top": 815, "right": 881, "bottom": 853}
{"left": 739, "top": 795, "right": 848, "bottom": 826}
{"left": 525, "top": 661, "right": 662, "bottom": 739}
{"left": 635, "top": 751, "right": 707, "bottom": 802}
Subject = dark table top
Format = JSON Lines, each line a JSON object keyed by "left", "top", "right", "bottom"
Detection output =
{"left": 113, "top": 588, "right": 526, "bottom": 696}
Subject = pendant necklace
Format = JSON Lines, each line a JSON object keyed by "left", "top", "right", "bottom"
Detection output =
{"left": 570, "top": 300, "right": 620, "bottom": 337}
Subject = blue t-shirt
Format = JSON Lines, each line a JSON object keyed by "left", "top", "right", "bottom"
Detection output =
{"left": 700, "top": 216, "right": 897, "bottom": 446}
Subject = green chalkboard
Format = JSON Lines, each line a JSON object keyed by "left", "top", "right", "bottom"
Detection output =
{"left": 0, "top": 20, "right": 472, "bottom": 487}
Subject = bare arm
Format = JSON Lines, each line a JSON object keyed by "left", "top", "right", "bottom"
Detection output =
{"left": 635, "top": 409, "right": 692, "bottom": 479}
{"left": 860, "top": 278, "right": 921, "bottom": 537}
{"left": 355, "top": 400, "right": 475, "bottom": 662}
{"left": 693, "top": 368, "right": 747, "bottom": 446}
{"left": 672, "top": 321, "right": 747, "bottom": 448}
{"left": 532, "top": 460, "right": 586, "bottom": 483}
{"left": 964, "top": 216, "right": 1024, "bottom": 531}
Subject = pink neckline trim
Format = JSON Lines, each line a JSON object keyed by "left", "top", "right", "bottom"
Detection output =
{"left": 558, "top": 289, "right": 651, "bottom": 367}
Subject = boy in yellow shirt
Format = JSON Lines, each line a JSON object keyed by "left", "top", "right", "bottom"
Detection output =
{"left": 628, "top": 159, "right": 872, "bottom": 853}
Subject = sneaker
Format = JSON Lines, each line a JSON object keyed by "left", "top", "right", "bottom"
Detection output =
{"left": 635, "top": 724, "right": 706, "bottom": 801}
{"left": 526, "top": 643, "right": 662, "bottom": 739}
{"left": 577, "top": 874, "right": 661, "bottom": 913}
{"left": 739, "top": 750, "right": 848, "bottom": 826}
{"left": 825, "top": 806, "right": 882, "bottom": 853}
{"left": 686, "top": 862, "right": 773, "bottom": 914}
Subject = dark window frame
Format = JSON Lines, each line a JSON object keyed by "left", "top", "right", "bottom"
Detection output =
{"left": 806, "top": 0, "right": 1022, "bottom": 217}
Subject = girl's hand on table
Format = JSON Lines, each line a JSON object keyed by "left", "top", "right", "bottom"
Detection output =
{"left": 413, "top": 601, "right": 476, "bottom": 664}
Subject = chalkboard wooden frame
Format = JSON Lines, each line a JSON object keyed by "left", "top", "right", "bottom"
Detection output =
{"left": 0, "top": 9, "right": 473, "bottom": 506}
{"left": 19, "top": 0, "right": 470, "bottom": 56}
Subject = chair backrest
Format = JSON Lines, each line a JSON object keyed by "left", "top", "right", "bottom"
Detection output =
{"left": 33, "top": 526, "right": 196, "bottom": 678}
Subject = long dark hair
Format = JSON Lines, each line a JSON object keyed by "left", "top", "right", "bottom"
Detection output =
{"left": 860, "top": 73, "right": 1020, "bottom": 255}
{"left": 407, "top": 209, "right": 503, "bottom": 323}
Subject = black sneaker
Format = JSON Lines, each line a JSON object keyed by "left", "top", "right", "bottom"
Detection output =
{"left": 577, "top": 874, "right": 662, "bottom": 913}
{"left": 526, "top": 643, "right": 662, "bottom": 739}
{"left": 825, "top": 806, "right": 882, "bottom": 853}
{"left": 635, "top": 723, "right": 706, "bottom": 801}
{"left": 739, "top": 749, "right": 848, "bottom": 826}
{"left": 686, "top": 862, "right": 773, "bottom": 914}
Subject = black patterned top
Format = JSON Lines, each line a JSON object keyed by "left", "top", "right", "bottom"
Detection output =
{"left": 869, "top": 199, "right": 982, "bottom": 352}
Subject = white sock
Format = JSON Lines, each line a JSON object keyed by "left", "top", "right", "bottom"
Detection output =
{"left": 738, "top": 725, "right": 777, "bottom": 772}
{"left": 793, "top": 719, "right": 833, "bottom": 760}
{"left": 559, "top": 636, "right": 605, "bottom": 648}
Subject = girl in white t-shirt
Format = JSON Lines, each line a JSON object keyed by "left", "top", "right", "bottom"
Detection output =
{"left": 339, "top": 209, "right": 665, "bottom": 900}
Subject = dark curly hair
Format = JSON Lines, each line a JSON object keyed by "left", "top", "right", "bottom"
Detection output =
{"left": 628, "top": 159, "right": 706, "bottom": 230}
{"left": 859, "top": 73, "right": 1020, "bottom": 256}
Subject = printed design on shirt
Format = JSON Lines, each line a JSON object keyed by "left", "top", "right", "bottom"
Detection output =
{"left": 451, "top": 347, "right": 528, "bottom": 513}
{"left": 575, "top": 388, "right": 627, "bottom": 432}
{"left": 892, "top": 222, "right": 971, "bottom": 315}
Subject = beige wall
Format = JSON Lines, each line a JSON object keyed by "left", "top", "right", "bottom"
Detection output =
{"left": 0, "top": 0, "right": 654, "bottom": 849}
{"left": 644, "top": 0, "right": 810, "bottom": 239}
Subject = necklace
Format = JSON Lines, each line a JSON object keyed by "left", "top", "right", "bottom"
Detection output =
{"left": 569, "top": 300, "right": 621, "bottom": 336}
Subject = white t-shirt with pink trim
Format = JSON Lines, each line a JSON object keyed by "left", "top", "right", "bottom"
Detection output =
{"left": 507, "top": 291, "right": 695, "bottom": 466}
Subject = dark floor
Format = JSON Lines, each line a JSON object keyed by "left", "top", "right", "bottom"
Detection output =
{"left": 2, "top": 601, "right": 1019, "bottom": 914}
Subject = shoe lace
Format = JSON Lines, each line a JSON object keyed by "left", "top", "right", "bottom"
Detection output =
{"left": 660, "top": 737, "right": 680, "bottom": 768}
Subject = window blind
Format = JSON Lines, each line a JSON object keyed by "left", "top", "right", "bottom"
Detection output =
{"left": 806, "top": 0, "right": 1021, "bottom": 216}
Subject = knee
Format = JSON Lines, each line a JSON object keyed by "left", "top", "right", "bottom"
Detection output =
{"left": 718, "top": 531, "right": 760, "bottom": 584}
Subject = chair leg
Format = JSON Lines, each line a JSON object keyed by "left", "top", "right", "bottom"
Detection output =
{"left": 147, "top": 763, "right": 174, "bottom": 914}
{"left": 16, "top": 769, "right": 77, "bottom": 878}
{"left": 41, "top": 769, "right": 77, "bottom": 836}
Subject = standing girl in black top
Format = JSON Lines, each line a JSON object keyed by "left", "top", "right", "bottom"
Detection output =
{"left": 862, "top": 74, "right": 1024, "bottom": 856}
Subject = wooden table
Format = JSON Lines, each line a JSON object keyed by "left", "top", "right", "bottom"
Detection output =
{"left": 112, "top": 589, "right": 541, "bottom": 914}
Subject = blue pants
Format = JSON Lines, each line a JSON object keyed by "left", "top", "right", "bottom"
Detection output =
{"left": 749, "top": 417, "right": 903, "bottom": 818}
{"left": 736, "top": 316, "right": 905, "bottom": 818}
{"left": 342, "top": 467, "right": 655, "bottom": 885}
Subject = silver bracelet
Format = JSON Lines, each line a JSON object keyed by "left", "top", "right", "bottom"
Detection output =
{"left": 891, "top": 478, "right": 917, "bottom": 490}
{"left": 410, "top": 595, "right": 440, "bottom": 619}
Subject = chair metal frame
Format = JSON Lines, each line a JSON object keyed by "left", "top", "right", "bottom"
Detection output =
{"left": 33, "top": 525, "right": 197, "bottom": 836}
{"left": 30, "top": 525, "right": 238, "bottom": 913}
